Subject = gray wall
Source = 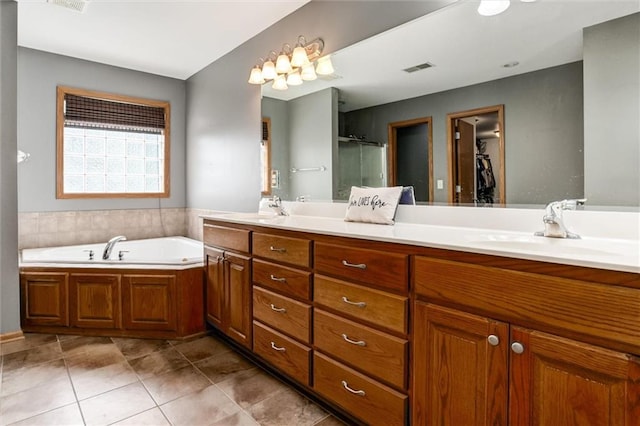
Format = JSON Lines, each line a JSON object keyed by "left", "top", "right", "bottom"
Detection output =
{"left": 261, "top": 97, "right": 290, "bottom": 199}
{"left": 186, "top": 0, "right": 456, "bottom": 212}
{"left": 344, "top": 62, "right": 584, "bottom": 205}
{"left": 18, "top": 48, "right": 187, "bottom": 213}
{"left": 1, "top": 0, "right": 19, "bottom": 334}
{"left": 584, "top": 13, "right": 639, "bottom": 207}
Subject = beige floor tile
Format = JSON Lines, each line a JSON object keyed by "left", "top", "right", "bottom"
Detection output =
{"left": 142, "top": 365, "right": 211, "bottom": 405}
{"left": 111, "top": 337, "right": 171, "bottom": 360}
{"left": 172, "top": 335, "right": 230, "bottom": 362}
{"left": 194, "top": 349, "right": 255, "bottom": 384}
{"left": 160, "top": 385, "right": 241, "bottom": 426}
{"left": 79, "top": 382, "right": 156, "bottom": 426}
{"left": 1, "top": 342, "right": 63, "bottom": 373}
{"left": 211, "top": 410, "right": 260, "bottom": 426}
{"left": 128, "top": 347, "right": 190, "bottom": 379}
{"left": 7, "top": 403, "right": 84, "bottom": 426}
{"left": 111, "top": 407, "right": 170, "bottom": 426}
{"left": 247, "top": 388, "right": 328, "bottom": 426}
{"left": 59, "top": 336, "right": 113, "bottom": 355}
{"left": 0, "top": 334, "right": 58, "bottom": 356}
{"left": 1, "top": 358, "right": 68, "bottom": 397}
{"left": 216, "top": 368, "right": 287, "bottom": 409}
{"left": 0, "top": 376, "right": 76, "bottom": 425}
{"left": 314, "top": 415, "right": 349, "bottom": 426}
{"left": 70, "top": 360, "right": 139, "bottom": 400}
{"left": 65, "top": 343, "right": 128, "bottom": 373}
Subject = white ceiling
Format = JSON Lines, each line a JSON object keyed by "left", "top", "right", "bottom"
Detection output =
{"left": 17, "top": 0, "right": 310, "bottom": 80}
{"left": 263, "top": 0, "right": 640, "bottom": 112}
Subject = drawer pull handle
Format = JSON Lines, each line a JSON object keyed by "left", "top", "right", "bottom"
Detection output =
{"left": 270, "top": 304, "right": 287, "bottom": 313}
{"left": 341, "top": 296, "right": 366, "bottom": 308}
{"left": 270, "top": 274, "right": 287, "bottom": 283}
{"left": 342, "top": 260, "right": 367, "bottom": 269}
{"left": 270, "top": 342, "right": 286, "bottom": 352}
{"left": 341, "top": 380, "right": 366, "bottom": 397}
{"left": 342, "top": 333, "right": 366, "bottom": 346}
{"left": 269, "top": 246, "right": 287, "bottom": 253}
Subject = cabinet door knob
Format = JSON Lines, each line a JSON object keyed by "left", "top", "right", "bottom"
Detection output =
{"left": 269, "top": 274, "right": 287, "bottom": 283}
{"left": 270, "top": 342, "right": 286, "bottom": 352}
{"left": 511, "top": 341, "right": 525, "bottom": 354}
{"left": 270, "top": 304, "right": 287, "bottom": 313}
{"left": 342, "top": 260, "right": 367, "bottom": 270}
{"left": 341, "top": 380, "right": 366, "bottom": 396}
{"left": 341, "top": 296, "right": 366, "bottom": 308}
{"left": 487, "top": 335, "right": 500, "bottom": 346}
{"left": 342, "top": 333, "right": 366, "bottom": 346}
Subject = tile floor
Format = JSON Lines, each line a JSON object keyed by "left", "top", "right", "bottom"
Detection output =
{"left": 0, "top": 333, "right": 346, "bottom": 426}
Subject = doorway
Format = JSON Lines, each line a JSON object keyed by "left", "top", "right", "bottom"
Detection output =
{"left": 446, "top": 105, "right": 505, "bottom": 206}
{"left": 387, "top": 117, "right": 433, "bottom": 202}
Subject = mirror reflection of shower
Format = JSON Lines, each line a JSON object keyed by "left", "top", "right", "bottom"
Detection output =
{"left": 17, "top": 150, "right": 31, "bottom": 164}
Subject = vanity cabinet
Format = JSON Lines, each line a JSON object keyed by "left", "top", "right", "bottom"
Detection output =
{"left": 412, "top": 256, "right": 640, "bottom": 426}
{"left": 204, "top": 223, "right": 252, "bottom": 349}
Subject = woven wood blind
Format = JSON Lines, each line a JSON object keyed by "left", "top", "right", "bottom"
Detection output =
{"left": 64, "top": 93, "right": 166, "bottom": 134}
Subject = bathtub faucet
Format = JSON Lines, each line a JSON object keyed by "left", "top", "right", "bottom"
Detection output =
{"left": 103, "top": 236, "right": 127, "bottom": 260}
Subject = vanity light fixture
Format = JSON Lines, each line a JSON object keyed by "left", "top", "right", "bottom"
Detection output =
{"left": 248, "top": 35, "right": 332, "bottom": 91}
{"left": 477, "top": 0, "right": 511, "bottom": 16}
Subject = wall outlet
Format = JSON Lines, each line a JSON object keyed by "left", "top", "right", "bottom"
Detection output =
{"left": 437, "top": 179, "right": 444, "bottom": 189}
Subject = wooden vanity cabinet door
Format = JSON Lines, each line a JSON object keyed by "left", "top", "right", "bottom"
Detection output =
{"left": 412, "top": 302, "right": 509, "bottom": 426}
{"left": 225, "top": 251, "right": 252, "bottom": 349}
{"left": 20, "top": 272, "right": 69, "bottom": 327}
{"left": 205, "top": 246, "right": 225, "bottom": 328}
{"left": 70, "top": 273, "right": 121, "bottom": 329}
{"left": 122, "top": 274, "right": 176, "bottom": 331}
{"left": 509, "top": 327, "right": 640, "bottom": 426}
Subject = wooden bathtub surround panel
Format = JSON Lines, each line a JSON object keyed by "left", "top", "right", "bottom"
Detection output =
{"left": 203, "top": 222, "right": 250, "bottom": 253}
{"left": 252, "top": 259, "right": 311, "bottom": 301}
{"left": 412, "top": 302, "right": 509, "bottom": 426}
{"left": 413, "top": 257, "right": 640, "bottom": 354}
{"left": 70, "top": 273, "right": 121, "bottom": 329}
{"left": 314, "top": 274, "right": 408, "bottom": 335}
{"left": 314, "top": 242, "right": 408, "bottom": 292}
{"left": 252, "top": 232, "right": 311, "bottom": 268}
{"left": 177, "top": 267, "right": 206, "bottom": 337}
{"left": 20, "top": 272, "right": 69, "bottom": 327}
{"left": 122, "top": 274, "right": 177, "bottom": 331}
{"left": 253, "top": 321, "right": 311, "bottom": 386}
{"left": 509, "top": 327, "right": 640, "bottom": 426}
{"left": 313, "top": 352, "right": 407, "bottom": 426}
{"left": 313, "top": 309, "right": 408, "bottom": 390}
{"left": 253, "top": 286, "right": 311, "bottom": 344}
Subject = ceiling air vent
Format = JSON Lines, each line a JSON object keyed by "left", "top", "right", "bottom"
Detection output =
{"left": 47, "top": 0, "right": 88, "bottom": 13}
{"left": 403, "top": 62, "right": 435, "bottom": 73}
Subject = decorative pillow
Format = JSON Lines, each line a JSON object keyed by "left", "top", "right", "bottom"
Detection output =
{"left": 345, "top": 186, "right": 403, "bottom": 225}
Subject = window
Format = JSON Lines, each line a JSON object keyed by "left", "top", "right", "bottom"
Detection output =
{"left": 56, "top": 86, "right": 170, "bottom": 198}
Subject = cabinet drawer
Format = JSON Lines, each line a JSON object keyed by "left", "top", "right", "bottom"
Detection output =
{"left": 314, "top": 352, "right": 407, "bottom": 426}
{"left": 314, "top": 243, "right": 408, "bottom": 292}
{"left": 314, "top": 275, "right": 408, "bottom": 335}
{"left": 253, "top": 321, "right": 311, "bottom": 386}
{"left": 314, "top": 309, "right": 407, "bottom": 390}
{"left": 252, "top": 259, "right": 311, "bottom": 301}
{"left": 253, "top": 233, "right": 311, "bottom": 268}
{"left": 413, "top": 257, "right": 640, "bottom": 354}
{"left": 253, "top": 287, "right": 311, "bottom": 344}
{"left": 203, "top": 223, "right": 250, "bottom": 253}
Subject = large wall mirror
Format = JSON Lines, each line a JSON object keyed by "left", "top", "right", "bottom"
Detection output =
{"left": 261, "top": 0, "right": 639, "bottom": 210}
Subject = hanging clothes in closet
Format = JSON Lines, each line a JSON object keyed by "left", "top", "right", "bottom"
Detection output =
{"left": 476, "top": 154, "right": 496, "bottom": 205}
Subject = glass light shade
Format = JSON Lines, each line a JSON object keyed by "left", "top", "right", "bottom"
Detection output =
{"left": 261, "top": 60, "right": 277, "bottom": 80}
{"left": 291, "top": 45, "right": 309, "bottom": 67}
{"left": 300, "top": 63, "right": 317, "bottom": 81}
{"left": 477, "top": 0, "right": 510, "bottom": 16}
{"left": 286, "top": 70, "right": 303, "bottom": 86}
{"left": 315, "top": 55, "right": 334, "bottom": 75}
{"left": 247, "top": 66, "right": 265, "bottom": 84}
{"left": 272, "top": 75, "right": 288, "bottom": 91}
{"left": 275, "top": 53, "right": 292, "bottom": 74}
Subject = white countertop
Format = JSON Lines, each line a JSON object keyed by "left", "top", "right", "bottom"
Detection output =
{"left": 202, "top": 204, "right": 640, "bottom": 274}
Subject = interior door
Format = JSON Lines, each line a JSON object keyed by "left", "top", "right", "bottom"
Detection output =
{"left": 455, "top": 119, "right": 475, "bottom": 204}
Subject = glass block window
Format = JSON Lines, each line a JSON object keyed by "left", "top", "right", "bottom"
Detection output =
{"left": 56, "top": 86, "right": 170, "bottom": 199}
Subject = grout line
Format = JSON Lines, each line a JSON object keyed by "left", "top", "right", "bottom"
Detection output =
{"left": 59, "top": 335, "right": 88, "bottom": 425}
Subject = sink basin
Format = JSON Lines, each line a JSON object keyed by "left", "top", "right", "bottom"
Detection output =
{"left": 465, "top": 234, "right": 632, "bottom": 258}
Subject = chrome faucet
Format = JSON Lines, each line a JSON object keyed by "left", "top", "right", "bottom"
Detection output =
{"left": 534, "top": 199, "right": 586, "bottom": 239}
{"left": 268, "top": 195, "right": 288, "bottom": 216}
{"left": 102, "top": 235, "right": 127, "bottom": 260}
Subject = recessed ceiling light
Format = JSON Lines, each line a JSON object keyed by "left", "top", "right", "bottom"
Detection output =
{"left": 503, "top": 61, "right": 520, "bottom": 68}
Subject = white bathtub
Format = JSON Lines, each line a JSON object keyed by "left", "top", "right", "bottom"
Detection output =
{"left": 20, "top": 236, "right": 203, "bottom": 269}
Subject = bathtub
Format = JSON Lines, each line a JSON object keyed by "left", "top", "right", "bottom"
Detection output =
{"left": 20, "top": 236, "right": 203, "bottom": 269}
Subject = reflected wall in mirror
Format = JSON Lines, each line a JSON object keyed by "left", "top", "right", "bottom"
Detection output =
{"left": 261, "top": 1, "right": 639, "bottom": 209}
